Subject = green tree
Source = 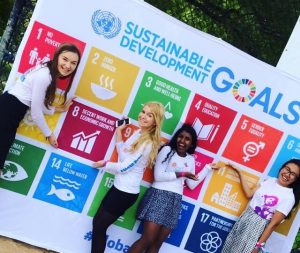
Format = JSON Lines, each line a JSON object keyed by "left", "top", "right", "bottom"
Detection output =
{"left": 0, "top": 0, "right": 14, "bottom": 34}
{"left": 146, "top": 0, "right": 300, "bottom": 66}
{"left": 0, "top": 0, "right": 36, "bottom": 92}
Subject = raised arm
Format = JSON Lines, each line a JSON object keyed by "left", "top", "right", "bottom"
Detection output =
{"left": 115, "top": 126, "right": 137, "bottom": 162}
{"left": 185, "top": 163, "right": 221, "bottom": 190}
{"left": 115, "top": 124, "right": 127, "bottom": 143}
{"left": 227, "top": 164, "right": 259, "bottom": 199}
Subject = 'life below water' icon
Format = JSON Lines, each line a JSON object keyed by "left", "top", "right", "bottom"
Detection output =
{"left": 47, "top": 184, "right": 75, "bottom": 202}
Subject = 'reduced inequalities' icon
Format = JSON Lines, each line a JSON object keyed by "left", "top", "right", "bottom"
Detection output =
{"left": 91, "top": 10, "right": 121, "bottom": 39}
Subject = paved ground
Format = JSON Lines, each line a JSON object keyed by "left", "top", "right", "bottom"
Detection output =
{"left": 0, "top": 236, "right": 56, "bottom": 253}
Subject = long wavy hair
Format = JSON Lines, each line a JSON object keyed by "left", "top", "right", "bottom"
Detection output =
{"left": 160, "top": 123, "right": 197, "bottom": 164}
{"left": 278, "top": 158, "right": 300, "bottom": 218}
{"left": 44, "top": 43, "right": 81, "bottom": 108}
{"left": 130, "top": 101, "right": 165, "bottom": 167}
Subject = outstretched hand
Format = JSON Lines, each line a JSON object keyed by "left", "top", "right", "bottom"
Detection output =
{"left": 92, "top": 160, "right": 105, "bottom": 168}
{"left": 209, "top": 162, "right": 240, "bottom": 174}
{"left": 115, "top": 117, "right": 130, "bottom": 132}
{"left": 226, "top": 163, "right": 240, "bottom": 174}
{"left": 47, "top": 133, "right": 58, "bottom": 148}
{"left": 55, "top": 97, "right": 76, "bottom": 113}
{"left": 184, "top": 172, "right": 199, "bottom": 181}
{"left": 116, "top": 122, "right": 128, "bottom": 132}
{"left": 209, "top": 162, "right": 222, "bottom": 170}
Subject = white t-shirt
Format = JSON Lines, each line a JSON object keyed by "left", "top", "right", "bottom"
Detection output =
{"left": 105, "top": 130, "right": 152, "bottom": 194}
{"left": 249, "top": 177, "right": 295, "bottom": 220}
{"left": 8, "top": 65, "right": 54, "bottom": 137}
{"left": 152, "top": 146, "right": 211, "bottom": 195}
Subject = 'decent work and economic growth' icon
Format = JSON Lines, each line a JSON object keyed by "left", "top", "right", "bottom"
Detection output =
{"left": 91, "top": 74, "right": 116, "bottom": 100}
{"left": 71, "top": 131, "right": 100, "bottom": 154}
{"left": 192, "top": 117, "right": 220, "bottom": 143}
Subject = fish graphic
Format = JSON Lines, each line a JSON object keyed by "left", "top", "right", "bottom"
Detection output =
{"left": 47, "top": 184, "right": 75, "bottom": 201}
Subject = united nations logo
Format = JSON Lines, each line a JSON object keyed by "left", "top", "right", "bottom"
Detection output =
{"left": 91, "top": 10, "right": 121, "bottom": 39}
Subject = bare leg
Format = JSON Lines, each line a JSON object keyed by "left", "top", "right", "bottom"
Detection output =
{"left": 129, "top": 221, "right": 162, "bottom": 253}
{"left": 146, "top": 226, "right": 172, "bottom": 253}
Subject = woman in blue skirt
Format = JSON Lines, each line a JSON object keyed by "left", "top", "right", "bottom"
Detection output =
{"left": 129, "top": 123, "right": 219, "bottom": 253}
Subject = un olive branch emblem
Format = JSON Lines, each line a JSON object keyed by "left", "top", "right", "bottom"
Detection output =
{"left": 91, "top": 10, "right": 121, "bottom": 39}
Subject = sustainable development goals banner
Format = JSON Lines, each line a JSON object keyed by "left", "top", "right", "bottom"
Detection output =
{"left": 1, "top": 0, "right": 300, "bottom": 252}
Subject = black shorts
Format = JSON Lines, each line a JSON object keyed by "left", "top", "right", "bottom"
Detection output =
{"left": 101, "top": 186, "right": 139, "bottom": 217}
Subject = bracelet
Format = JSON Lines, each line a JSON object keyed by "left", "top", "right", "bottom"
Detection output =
{"left": 179, "top": 171, "right": 185, "bottom": 177}
{"left": 255, "top": 242, "right": 265, "bottom": 249}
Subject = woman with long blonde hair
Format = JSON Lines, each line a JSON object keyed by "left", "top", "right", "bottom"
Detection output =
{"left": 129, "top": 124, "right": 219, "bottom": 253}
{"left": 91, "top": 101, "right": 165, "bottom": 253}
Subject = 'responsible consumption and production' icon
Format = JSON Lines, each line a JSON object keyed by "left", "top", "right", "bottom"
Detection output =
{"left": 91, "top": 10, "right": 121, "bottom": 39}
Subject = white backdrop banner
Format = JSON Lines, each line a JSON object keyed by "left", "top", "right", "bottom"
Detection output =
{"left": 1, "top": 0, "right": 300, "bottom": 252}
{"left": 277, "top": 16, "right": 300, "bottom": 79}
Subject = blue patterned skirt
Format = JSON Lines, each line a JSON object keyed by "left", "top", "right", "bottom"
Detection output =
{"left": 136, "top": 187, "right": 182, "bottom": 230}
{"left": 221, "top": 206, "right": 269, "bottom": 253}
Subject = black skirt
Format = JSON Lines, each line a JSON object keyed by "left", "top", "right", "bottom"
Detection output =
{"left": 0, "top": 92, "right": 28, "bottom": 169}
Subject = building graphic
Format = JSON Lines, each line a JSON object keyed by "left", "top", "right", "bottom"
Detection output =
{"left": 211, "top": 183, "right": 241, "bottom": 212}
